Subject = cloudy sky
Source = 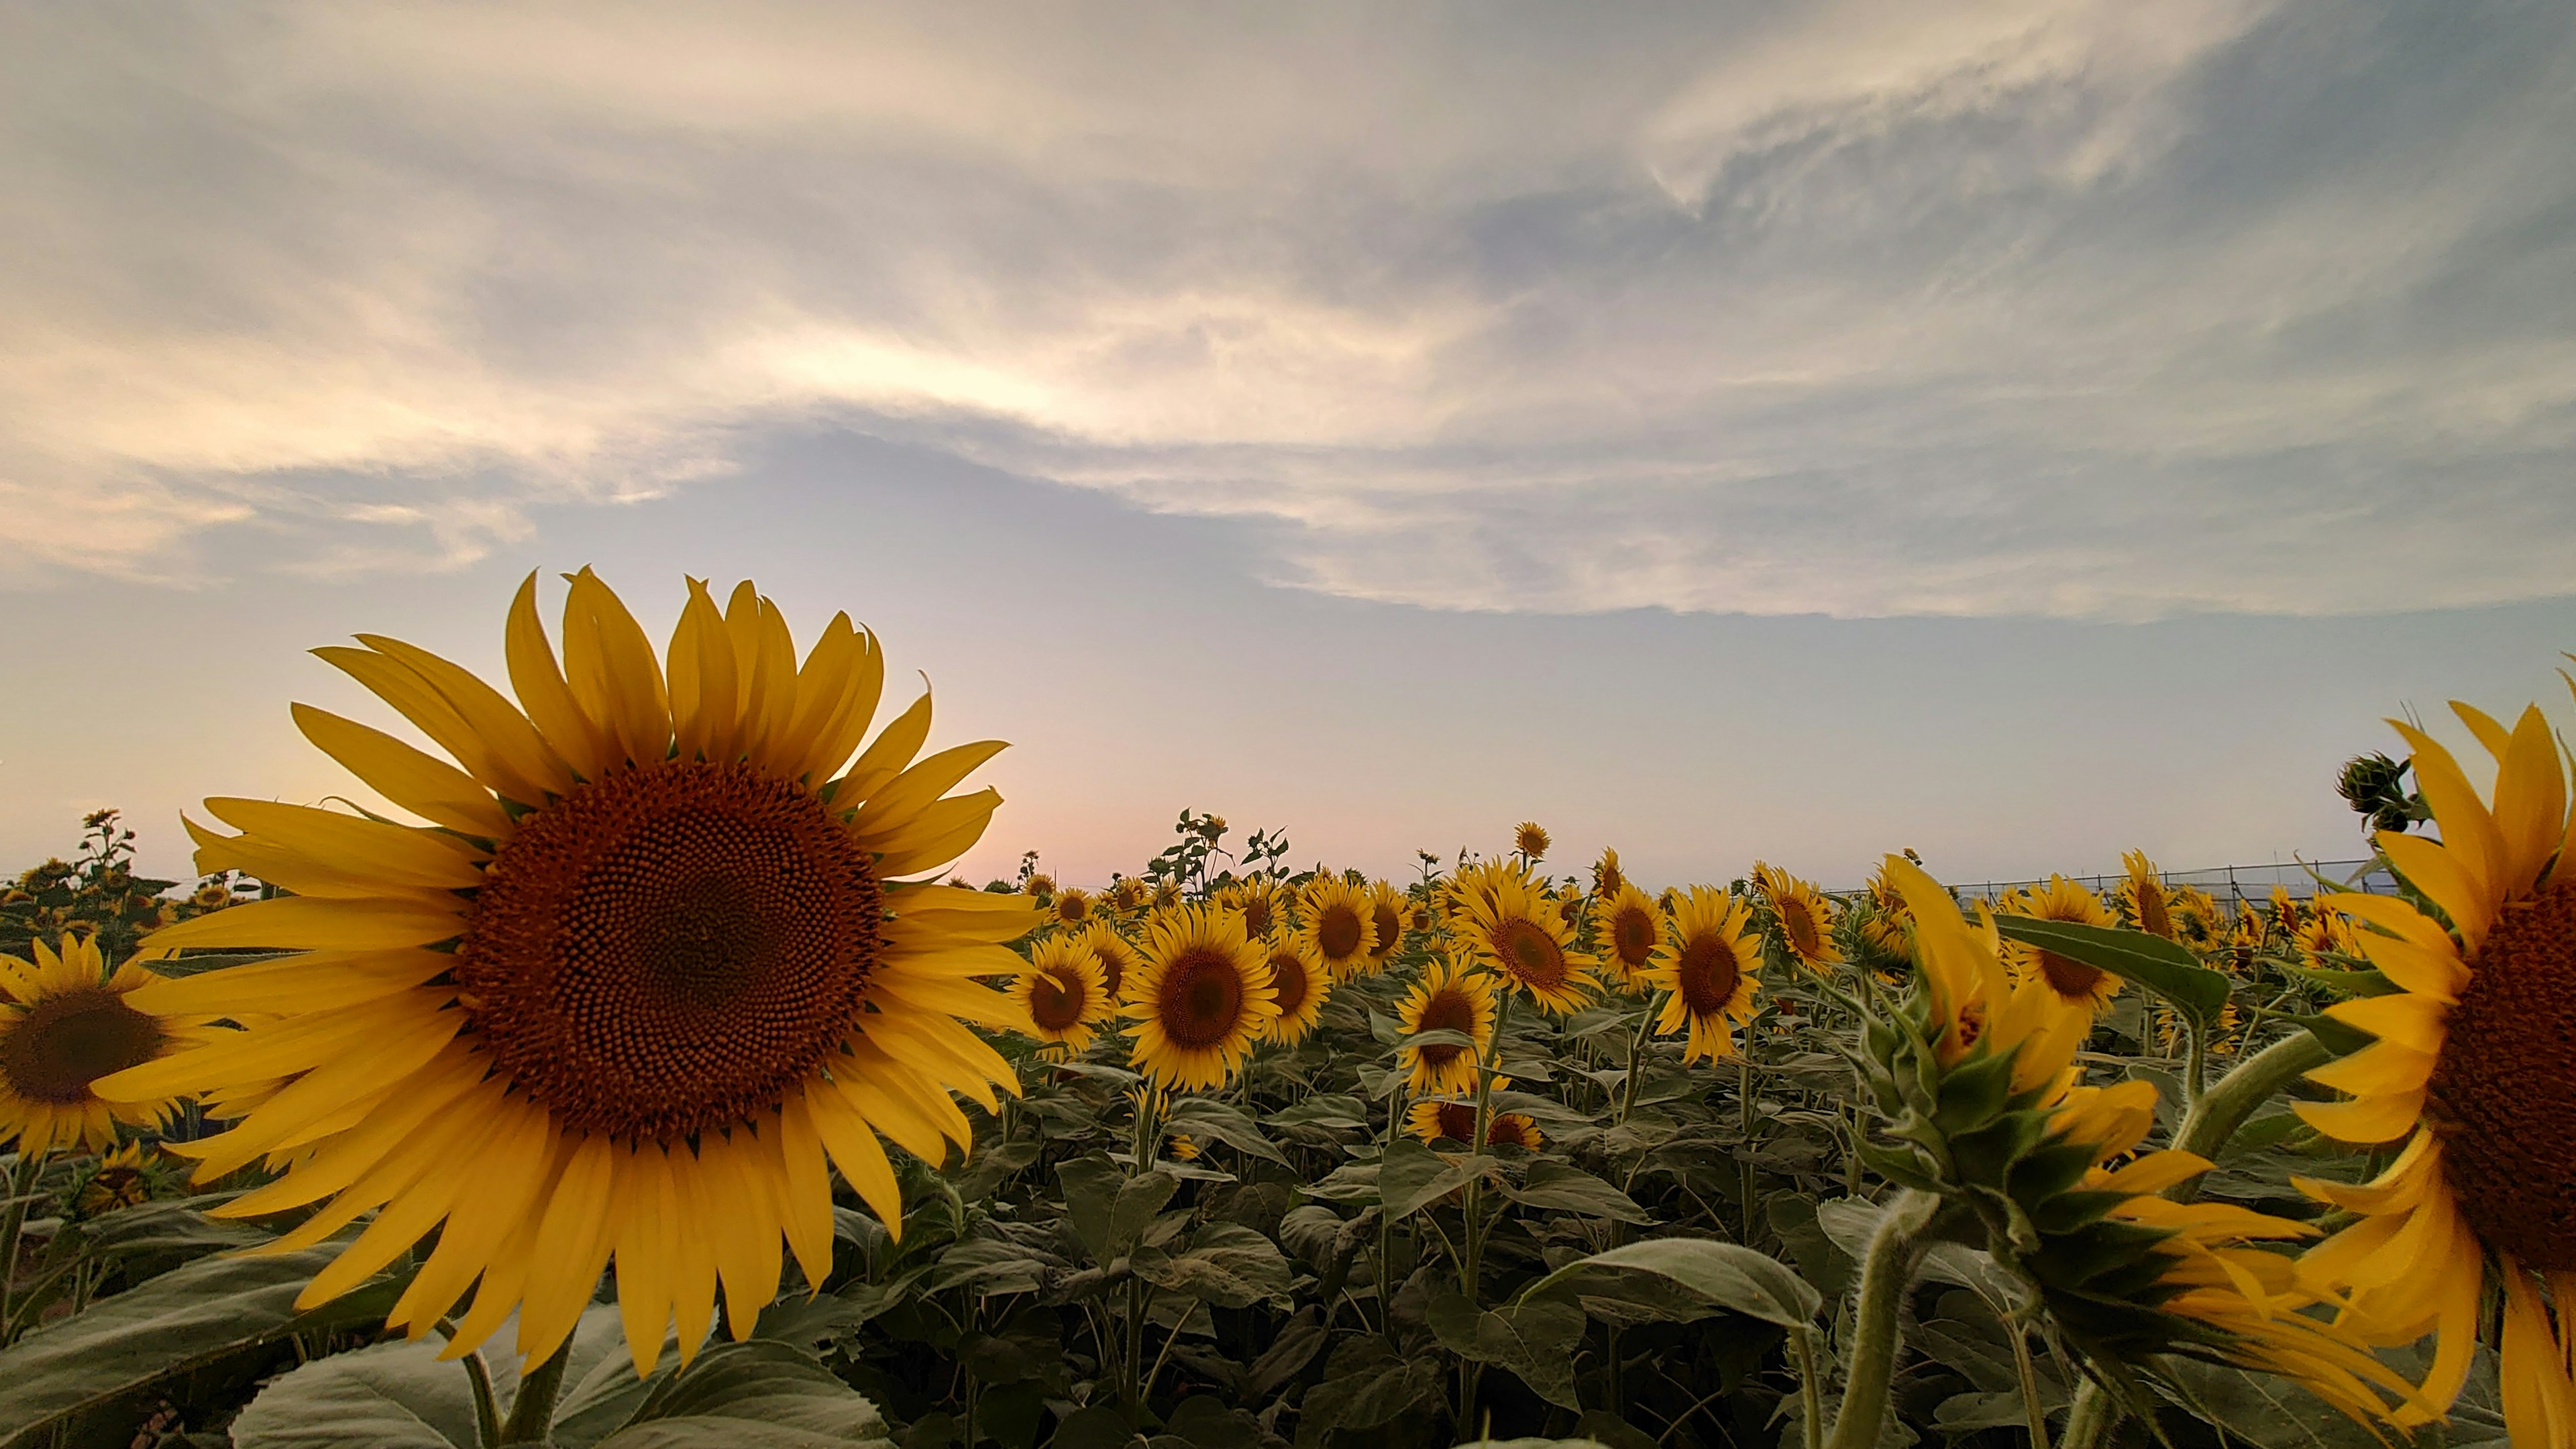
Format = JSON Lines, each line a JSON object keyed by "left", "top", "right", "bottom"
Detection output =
{"left": 3, "top": 1, "right": 2572, "bottom": 890}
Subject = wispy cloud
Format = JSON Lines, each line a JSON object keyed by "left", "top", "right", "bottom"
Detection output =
{"left": 3, "top": 1, "right": 2569, "bottom": 615}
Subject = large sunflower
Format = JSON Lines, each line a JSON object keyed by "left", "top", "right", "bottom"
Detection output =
{"left": 1, "top": 932, "right": 211, "bottom": 1155}
{"left": 96, "top": 571, "right": 1038, "bottom": 1379}
{"left": 1999, "top": 875, "right": 2121, "bottom": 1015}
{"left": 1454, "top": 873, "right": 1597, "bottom": 1014}
{"left": 1395, "top": 955, "right": 1496, "bottom": 1095}
{"left": 1589, "top": 883, "right": 1662, "bottom": 992}
{"left": 1015, "top": 934, "right": 1110, "bottom": 1056}
{"left": 1640, "top": 888, "right": 1762, "bottom": 1064}
{"left": 1293, "top": 877, "right": 1379, "bottom": 982}
{"left": 2289, "top": 700, "right": 2576, "bottom": 1436}
{"left": 1258, "top": 936, "right": 1330, "bottom": 1046}
{"left": 1123, "top": 904, "right": 1275, "bottom": 1090}
{"left": 1752, "top": 863, "right": 1841, "bottom": 970}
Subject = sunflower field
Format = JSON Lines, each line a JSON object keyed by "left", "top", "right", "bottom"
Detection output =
{"left": 0, "top": 572, "right": 2565, "bottom": 1449}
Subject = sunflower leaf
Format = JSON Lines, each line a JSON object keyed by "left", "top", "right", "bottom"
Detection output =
{"left": 592, "top": 1340, "right": 895, "bottom": 1448}
{"left": 1375, "top": 1138, "right": 1487, "bottom": 1222}
{"left": 1499, "top": 1161, "right": 1652, "bottom": 1224}
{"left": 1056, "top": 1157, "right": 1178, "bottom": 1265}
{"left": 1516, "top": 1237, "right": 1821, "bottom": 1329}
{"left": 1425, "top": 1291, "right": 1586, "bottom": 1409}
{"left": 1992, "top": 917, "right": 2231, "bottom": 1026}
{"left": 1161, "top": 1097, "right": 1289, "bottom": 1165}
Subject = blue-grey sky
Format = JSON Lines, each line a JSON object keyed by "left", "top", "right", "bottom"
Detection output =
{"left": 3, "top": 1, "right": 2572, "bottom": 890}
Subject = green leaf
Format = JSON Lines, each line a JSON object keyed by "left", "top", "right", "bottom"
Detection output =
{"left": 1499, "top": 1161, "right": 1651, "bottom": 1224}
{"left": 1376, "top": 1138, "right": 1486, "bottom": 1222}
{"left": 1991, "top": 916, "right": 2232, "bottom": 1026}
{"left": 1424, "top": 1291, "right": 1586, "bottom": 1409}
{"left": 1130, "top": 1222, "right": 1292, "bottom": 1309}
{"left": 592, "top": 1340, "right": 895, "bottom": 1448}
{"left": 227, "top": 1337, "right": 484, "bottom": 1449}
{"left": 1519, "top": 1237, "right": 1821, "bottom": 1330}
{"left": 1162, "top": 1097, "right": 1289, "bottom": 1165}
{"left": 1057, "top": 1157, "right": 1179, "bottom": 1265}
{"left": 0, "top": 1238, "right": 409, "bottom": 1448}
{"left": 1266, "top": 1097, "right": 1371, "bottom": 1130}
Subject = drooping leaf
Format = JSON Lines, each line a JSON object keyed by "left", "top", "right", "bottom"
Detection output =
{"left": 1163, "top": 1097, "right": 1289, "bottom": 1165}
{"left": 1425, "top": 1291, "right": 1587, "bottom": 1409}
{"left": 1376, "top": 1138, "right": 1486, "bottom": 1222}
{"left": 1991, "top": 916, "right": 2231, "bottom": 1026}
{"left": 1057, "top": 1157, "right": 1179, "bottom": 1265}
{"left": 1500, "top": 1161, "right": 1652, "bottom": 1224}
{"left": 1130, "top": 1223, "right": 1292, "bottom": 1309}
{"left": 590, "top": 1340, "right": 895, "bottom": 1448}
{"left": 1519, "top": 1238, "right": 1821, "bottom": 1330}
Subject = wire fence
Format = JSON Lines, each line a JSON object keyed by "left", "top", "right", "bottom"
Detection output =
{"left": 1938, "top": 859, "right": 2396, "bottom": 904}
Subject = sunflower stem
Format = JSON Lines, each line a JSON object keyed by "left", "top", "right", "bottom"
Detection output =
{"left": 1736, "top": 1056, "right": 1758, "bottom": 1245}
{"left": 1790, "top": 1324, "right": 1825, "bottom": 1449}
{"left": 439, "top": 1320, "right": 504, "bottom": 1449}
{"left": 1617, "top": 995, "right": 1658, "bottom": 1126}
{"left": 2057, "top": 1379, "right": 2118, "bottom": 1449}
{"left": 2168, "top": 1028, "right": 2328, "bottom": 1203}
{"left": 1824, "top": 1188, "right": 1940, "bottom": 1449}
{"left": 0, "top": 1149, "right": 47, "bottom": 1348}
{"left": 498, "top": 1337, "right": 572, "bottom": 1444}
{"left": 2008, "top": 1310, "right": 2051, "bottom": 1449}
{"left": 1456, "top": 989, "right": 1511, "bottom": 1432}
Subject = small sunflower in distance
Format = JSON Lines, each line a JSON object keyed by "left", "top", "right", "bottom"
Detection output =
{"left": 1588, "top": 883, "right": 1662, "bottom": 991}
{"left": 1294, "top": 876, "right": 1379, "bottom": 981}
{"left": 97, "top": 571, "right": 1039, "bottom": 1378}
{"left": 1591, "top": 847, "right": 1623, "bottom": 898}
{"left": 1999, "top": 875, "right": 2122, "bottom": 1016}
{"left": 1258, "top": 936, "right": 1330, "bottom": 1046}
{"left": 1108, "top": 877, "right": 1148, "bottom": 913}
{"left": 1124, "top": 905, "right": 1275, "bottom": 1090}
{"left": 1395, "top": 955, "right": 1496, "bottom": 1095}
{"left": 1, "top": 933, "right": 211, "bottom": 1155}
{"left": 2116, "top": 849, "right": 2177, "bottom": 940}
{"left": 1077, "top": 922, "right": 1141, "bottom": 1003}
{"left": 1752, "top": 863, "right": 1841, "bottom": 971}
{"left": 1358, "top": 881, "right": 1407, "bottom": 975}
{"left": 1456, "top": 871, "right": 1597, "bottom": 1014}
{"left": 1407, "top": 1091, "right": 1541, "bottom": 1150}
{"left": 1222, "top": 879, "right": 1282, "bottom": 938}
{"left": 2287, "top": 700, "right": 2576, "bottom": 1436}
{"left": 1513, "top": 821, "right": 1550, "bottom": 862}
{"left": 1051, "top": 888, "right": 1093, "bottom": 928}
{"left": 1023, "top": 871, "right": 1057, "bottom": 899}
{"left": 1641, "top": 888, "right": 1762, "bottom": 1063}
{"left": 1014, "top": 935, "right": 1110, "bottom": 1056}
{"left": 1150, "top": 878, "right": 1181, "bottom": 910}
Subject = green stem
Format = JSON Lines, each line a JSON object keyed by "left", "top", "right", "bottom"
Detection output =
{"left": 2057, "top": 1379, "right": 2118, "bottom": 1449}
{"left": 1823, "top": 1189, "right": 1940, "bottom": 1449}
{"left": 1736, "top": 1057, "right": 1758, "bottom": 1244}
{"left": 2008, "top": 1314, "right": 2051, "bottom": 1449}
{"left": 1790, "top": 1325, "right": 1826, "bottom": 1449}
{"left": 2169, "top": 1030, "right": 2328, "bottom": 1203}
{"left": 0, "top": 1150, "right": 46, "bottom": 1348}
{"left": 497, "top": 1337, "right": 571, "bottom": 1444}
{"left": 1456, "top": 990, "right": 1512, "bottom": 1432}
{"left": 1617, "top": 995, "right": 1659, "bottom": 1126}
{"left": 439, "top": 1322, "right": 503, "bottom": 1449}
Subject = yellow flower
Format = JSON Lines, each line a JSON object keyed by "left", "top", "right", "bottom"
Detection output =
{"left": 74, "top": 1139, "right": 160, "bottom": 1216}
{"left": 1077, "top": 922, "right": 1142, "bottom": 1004}
{"left": 1640, "top": 888, "right": 1762, "bottom": 1064}
{"left": 1108, "top": 877, "right": 1148, "bottom": 912}
{"left": 1512, "top": 821, "right": 1551, "bottom": 861}
{"left": 1150, "top": 879, "right": 1181, "bottom": 910}
{"left": 2289, "top": 699, "right": 2576, "bottom": 1436}
{"left": 1023, "top": 871, "right": 1058, "bottom": 898}
{"left": 1293, "top": 877, "right": 1379, "bottom": 982}
{"left": 1395, "top": 955, "right": 1496, "bottom": 1095}
{"left": 1, "top": 933, "right": 213, "bottom": 1156}
{"left": 1220, "top": 880, "right": 1282, "bottom": 939}
{"left": 1752, "top": 863, "right": 1841, "bottom": 970}
{"left": 1124, "top": 905, "right": 1275, "bottom": 1090}
{"left": 1051, "top": 888, "right": 1094, "bottom": 928}
{"left": 1998, "top": 875, "right": 2122, "bottom": 1015}
{"left": 1591, "top": 847, "right": 1624, "bottom": 899}
{"left": 1406, "top": 1093, "right": 1540, "bottom": 1150}
{"left": 1440, "top": 859, "right": 1516, "bottom": 932}
{"left": 96, "top": 571, "right": 1037, "bottom": 1377}
{"left": 1015, "top": 934, "right": 1110, "bottom": 1055}
{"left": 2116, "top": 850, "right": 2177, "bottom": 940}
{"left": 1880, "top": 858, "right": 2084, "bottom": 1091}
{"left": 1167, "top": 1132, "right": 1201, "bottom": 1161}
{"left": 1358, "top": 881, "right": 1407, "bottom": 976}
{"left": 1454, "top": 872, "right": 1597, "bottom": 1014}
{"left": 1258, "top": 936, "right": 1330, "bottom": 1047}
{"left": 1589, "top": 884, "right": 1663, "bottom": 991}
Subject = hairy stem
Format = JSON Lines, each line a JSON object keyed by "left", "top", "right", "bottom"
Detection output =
{"left": 1824, "top": 1189, "right": 1941, "bottom": 1449}
{"left": 1790, "top": 1325, "right": 1826, "bottom": 1449}
{"left": 2170, "top": 1030, "right": 2328, "bottom": 1202}
{"left": 497, "top": 1338, "right": 571, "bottom": 1444}
{"left": 0, "top": 1150, "right": 47, "bottom": 1349}
{"left": 2058, "top": 1379, "right": 2118, "bottom": 1449}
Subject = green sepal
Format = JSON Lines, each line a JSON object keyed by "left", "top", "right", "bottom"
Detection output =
{"left": 1931, "top": 1048, "right": 2019, "bottom": 1136}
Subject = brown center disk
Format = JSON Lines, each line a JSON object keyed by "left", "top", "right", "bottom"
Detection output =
{"left": 1674, "top": 934, "right": 1741, "bottom": 1016}
{"left": 2135, "top": 885, "right": 2171, "bottom": 939}
{"left": 1268, "top": 952, "right": 1310, "bottom": 1018}
{"left": 2036, "top": 950, "right": 2105, "bottom": 1001}
{"left": 1492, "top": 918, "right": 1568, "bottom": 989}
{"left": 2428, "top": 879, "right": 2576, "bottom": 1271}
{"left": 1414, "top": 990, "right": 1474, "bottom": 1070}
{"left": 1780, "top": 902, "right": 1824, "bottom": 957}
{"left": 1156, "top": 949, "right": 1244, "bottom": 1049}
{"left": 1238, "top": 897, "right": 1275, "bottom": 936}
{"left": 1089, "top": 942, "right": 1130, "bottom": 1001}
{"left": 1610, "top": 906, "right": 1657, "bottom": 970}
{"left": 1318, "top": 906, "right": 1365, "bottom": 962}
{"left": 1371, "top": 902, "right": 1403, "bottom": 961}
{"left": 1030, "top": 969, "right": 1088, "bottom": 1032}
{"left": 1432, "top": 1101, "right": 1477, "bottom": 1142}
{"left": 456, "top": 758, "right": 883, "bottom": 1144}
{"left": 0, "top": 989, "right": 164, "bottom": 1105}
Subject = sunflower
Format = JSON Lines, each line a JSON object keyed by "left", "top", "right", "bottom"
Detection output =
{"left": 1998, "top": 875, "right": 2122, "bottom": 1015}
{"left": 1882, "top": 858, "right": 2086, "bottom": 1086}
{"left": 1124, "top": 904, "right": 1275, "bottom": 1090}
{"left": 1077, "top": 922, "right": 1142, "bottom": 1004}
{"left": 1108, "top": 877, "right": 1148, "bottom": 913}
{"left": 1051, "top": 888, "right": 1094, "bottom": 928}
{"left": 1, "top": 933, "right": 211, "bottom": 1155}
{"left": 1395, "top": 955, "right": 1497, "bottom": 1095}
{"left": 1222, "top": 880, "right": 1282, "bottom": 939}
{"left": 1588, "top": 884, "right": 1663, "bottom": 991}
{"left": 1259, "top": 936, "right": 1330, "bottom": 1046}
{"left": 1640, "top": 888, "right": 1762, "bottom": 1064}
{"left": 74, "top": 1139, "right": 162, "bottom": 1216}
{"left": 1406, "top": 1092, "right": 1540, "bottom": 1150}
{"left": 1591, "top": 847, "right": 1623, "bottom": 899}
{"left": 1454, "top": 872, "right": 1597, "bottom": 1014}
{"left": 95, "top": 571, "right": 1038, "bottom": 1378}
{"left": 2286, "top": 700, "right": 2576, "bottom": 1437}
{"left": 1752, "top": 863, "right": 1841, "bottom": 971}
{"left": 1440, "top": 859, "right": 1516, "bottom": 932}
{"left": 1856, "top": 859, "right": 1917, "bottom": 967}
{"left": 1358, "top": 881, "right": 1407, "bottom": 976}
{"left": 2116, "top": 850, "right": 2177, "bottom": 941}
{"left": 1294, "top": 877, "right": 1379, "bottom": 982}
{"left": 1150, "top": 879, "right": 1181, "bottom": 910}
{"left": 1014, "top": 934, "right": 1110, "bottom": 1055}
{"left": 1023, "top": 871, "right": 1057, "bottom": 899}
{"left": 1513, "top": 821, "right": 1550, "bottom": 862}
{"left": 2296, "top": 906, "right": 2357, "bottom": 963}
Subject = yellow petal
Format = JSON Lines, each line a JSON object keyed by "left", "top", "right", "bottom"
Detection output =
{"left": 2296, "top": 1088, "right": 2426, "bottom": 1144}
{"left": 141, "top": 896, "right": 463, "bottom": 954}
{"left": 2306, "top": 1038, "right": 2436, "bottom": 1097}
{"left": 292, "top": 704, "right": 512, "bottom": 839}
{"left": 790, "top": 625, "right": 885, "bottom": 786}
{"left": 667, "top": 578, "right": 741, "bottom": 765}
{"left": 517, "top": 1134, "right": 621, "bottom": 1364}
{"left": 614, "top": 1145, "right": 678, "bottom": 1377}
{"left": 830, "top": 691, "right": 932, "bottom": 808}
{"left": 2390, "top": 720, "right": 2504, "bottom": 929}
{"left": 507, "top": 571, "right": 611, "bottom": 782}
{"left": 2322, "top": 991, "right": 2451, "bottom": 1054}
{"left": 2489, "top": 704, "right": 2566, "bottom": 900}
{"left": 804, "top": 1081, "right": 904, "bottom": 1234}
{"left": 203, "top": 800, "right": 486, "bottom": 888}
{"left": 2376, "top": 832, "right": 2489, "bottom": 954}
{"left": 872, "top": 790, "right": 1004, "bottom": 879}
{"left": 849, "top": 741, "right": 1008, "bottom": 843}
{"left": 765, "top": 614, "right": 861, "bottom": 782}
{"left": 356, "top": 635, "right": 578, "bottom": 803}
{"left": 560, "top": 568, "right": 673, "bottom": 769}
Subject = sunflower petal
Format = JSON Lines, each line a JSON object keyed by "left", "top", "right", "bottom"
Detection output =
{"left": 356, "top": 635, "right": 578, "bottom": 804}
{"left": 507, "top": 571, "right": 611, "bottom": 782}
{"left": 291, "top": 704, "right": 512, "bottom": 838}
{"left": 561, "top": 568, "right": 673, "bottom": 769}
{"left": 2390, "top": 720, "right": 2504, "bottom": 931}
{"left": 2489, "top": 704, "right": 2567, "bottom": 900}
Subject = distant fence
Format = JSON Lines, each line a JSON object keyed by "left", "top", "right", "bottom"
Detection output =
{"left": 1936, "top": 859, "right": 2397, "bottom": 904}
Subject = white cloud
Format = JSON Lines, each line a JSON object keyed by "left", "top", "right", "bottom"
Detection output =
{"left": 1, "top": 0, "right": 2569, "bottom": 614}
